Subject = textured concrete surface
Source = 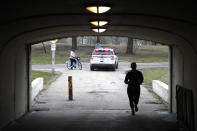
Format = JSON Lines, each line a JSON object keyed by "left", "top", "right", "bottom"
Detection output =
{"left": 31, "top": 77, "right": 44, "bottom": 102}
{"left": 152, "top": 80, "right": 168, "bottom": 102}
{"left": 4, "top": 110, "right": 176, "bottom": 131}
{"left": 3, "top": 64, "right": 177, "bottom": 131}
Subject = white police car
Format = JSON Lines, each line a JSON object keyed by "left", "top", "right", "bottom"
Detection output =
{"left": 90, "top": 48, "right": 118, "bottom": 71}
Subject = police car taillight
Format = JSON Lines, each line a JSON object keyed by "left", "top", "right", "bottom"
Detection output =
{"left": 110, "top": 56, "right": 114, "bottom": 60}
{"left": 90, "top": 56, "right": 94, "bottom": 59}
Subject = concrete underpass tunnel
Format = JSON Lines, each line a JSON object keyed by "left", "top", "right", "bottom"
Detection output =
{"left": 0, "top": 1, "right": 197, "bottom": 130}
{"left": 5, "top": 37, "right": 174, "bottom": 131}
{"left": 1, "top": 26, "right": 196, "bottom": 131}
{"left": 1, "top": 32, "right": 195, "bottom": 131}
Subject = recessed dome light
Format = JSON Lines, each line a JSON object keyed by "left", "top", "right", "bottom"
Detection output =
{"left": 86, "top": 6, "right": 111, "bottom": 14}
{"left": 92, "top": 28, "right": 107, "bottom": 33}
{"left": 90, "top": 20, "right": 108, "bottom": 26}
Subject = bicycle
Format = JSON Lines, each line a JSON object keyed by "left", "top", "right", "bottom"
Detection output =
{"left": 66, "top": 57, "right": 82, "bottom": 70}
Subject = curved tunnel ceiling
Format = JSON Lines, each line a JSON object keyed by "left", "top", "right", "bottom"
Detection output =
{"left": 1, "top": 1, "right": 196, "bottom": 24}
{"left": 0, "top": 0, "right": 197, "bottom": 52}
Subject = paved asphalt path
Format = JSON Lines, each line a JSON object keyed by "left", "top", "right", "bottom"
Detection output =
{"left": 32, "top": 61, "right": 168, "bottom": 71}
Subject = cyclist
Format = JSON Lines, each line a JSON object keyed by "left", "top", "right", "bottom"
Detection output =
{"left": 70, "top": 49, "right": 76, "bottom": 69}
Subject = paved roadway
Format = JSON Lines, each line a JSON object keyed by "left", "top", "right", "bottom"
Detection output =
{"left": 32, "top": 61, "right": 168, "bottom": 71}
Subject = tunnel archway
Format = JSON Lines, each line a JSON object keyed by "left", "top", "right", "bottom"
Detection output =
{"left": 1, "top": 2, "right": 197, "bottom": 130}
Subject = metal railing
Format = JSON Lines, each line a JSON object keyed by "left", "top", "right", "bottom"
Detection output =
{"left": 176, "top": 85, "right": 195, "bottom": 131}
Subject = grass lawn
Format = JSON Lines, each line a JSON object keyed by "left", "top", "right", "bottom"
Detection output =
{"left": 31, "top": 54, "right": 68, "bottom": 64}
{"left": 31, "top": 43, "right": 168, "bottom": 64}
{"left": 118, "top": 56, "right": 168, "bottom": 63}
{"left": 107, "top": 44, "right": 168, "bottom": 62}
{"left": 32, "top": 70, "right": 61, "bottom": 88}
{"left": 140, "top": 68, "right": 168, "bottom": 85}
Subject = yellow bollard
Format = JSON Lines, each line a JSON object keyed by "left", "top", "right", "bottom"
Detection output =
{"left": 68, "top": 76, "right": 73, "bottom": 100}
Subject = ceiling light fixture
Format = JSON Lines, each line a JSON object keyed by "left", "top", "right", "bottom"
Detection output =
{"left": 92, "top": 28, "right": 107, "bottom": 33}
{"left": 86, "top": 6, "right": 111, "bottom": 14}
{"left": 90, "top": 20, "right": 108, "bottom": 26}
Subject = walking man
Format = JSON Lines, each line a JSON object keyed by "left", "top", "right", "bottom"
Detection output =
{"left": 124, "top": 62, "right": 144, "bottom": 115}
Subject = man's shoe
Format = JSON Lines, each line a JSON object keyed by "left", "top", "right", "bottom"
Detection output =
{"left": 135, "top": 105, "right": 138, "bottom": 112}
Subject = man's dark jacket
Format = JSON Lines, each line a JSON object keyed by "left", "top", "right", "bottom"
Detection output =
{"left": 124, "top": 70, "right": 144, "bottom": 88}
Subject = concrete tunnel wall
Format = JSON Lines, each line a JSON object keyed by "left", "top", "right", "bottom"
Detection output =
{"left": 0, "top": 18, "right": 197, "bottom": 131}
{"left": 171, "top": 46, "right": 184, "bottom": 113}
{"left": 171, "top": 43, "right": 197, "bottom": 130}
{"left": 0, "top": 43, "right": 28, "bottom": 128}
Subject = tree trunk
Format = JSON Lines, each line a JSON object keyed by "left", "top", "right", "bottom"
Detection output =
{"left": 72, "top": 36, "right": 77, "bottom": 50}
{"left": 126, "top": 37, "right": 134, "bottom": 54}
{"left": 97, "top": 36, "right": 100, "bottom": 43}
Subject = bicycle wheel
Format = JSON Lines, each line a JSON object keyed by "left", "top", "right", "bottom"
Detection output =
{"left": 78, "top": 62, "right": 82, "bottom": 70}
{"left": 66, "top": 61, "right": 72, "bottom": 70}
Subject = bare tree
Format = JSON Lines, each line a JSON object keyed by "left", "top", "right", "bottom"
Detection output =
{"left": 126, "top": 37, "right": 134, "bottom": 54}
{"left": 72, "top": 36, "right": 77, "bottom": 50}
{"left": 97, "top": 36, "right": 100, "bottom": 43}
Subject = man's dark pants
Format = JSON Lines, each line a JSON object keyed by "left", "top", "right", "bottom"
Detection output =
{"left": 70, "top": 58, "right": 76, "bottom": 67}
{"left": 127, "top": 85, "right": 140, "bottom": 109}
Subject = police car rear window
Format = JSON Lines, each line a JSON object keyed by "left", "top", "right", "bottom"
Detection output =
{"left": 92, "top": 49, "right": 114, "bottom": 55}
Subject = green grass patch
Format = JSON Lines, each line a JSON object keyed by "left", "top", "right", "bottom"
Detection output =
{"left": 118, "top": 56, "right": 168, "bottom": 63}
{"left": 31, "top": 43, "right": 168, "bottom": 64}
{"left": 31, "top": 54, "right": 69, "bottom": 64}
{"left": 141, "top": 68, "right": 168, "bottom": 85}
{"left": 117, "top": 45, "right": 168, "bottom": 62}
{"left": 32, "top": 71, "right": 61, "bottom": 86}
